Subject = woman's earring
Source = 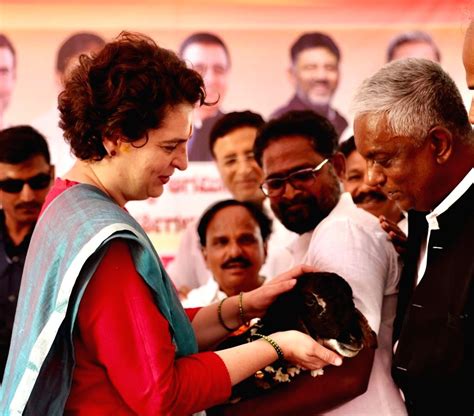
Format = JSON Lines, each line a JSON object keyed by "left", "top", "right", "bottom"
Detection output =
{"left": 110, "top": 150, "right": 117, "bottom": 157}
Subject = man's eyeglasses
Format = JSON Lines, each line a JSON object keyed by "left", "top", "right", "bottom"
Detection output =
{"left": 0, "top": 173, "right": 52, "bottom": 193}
{"left": 260, "top": 159, "right": 329, "bottom": 197}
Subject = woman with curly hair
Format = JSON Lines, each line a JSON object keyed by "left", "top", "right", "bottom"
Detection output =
{"left": 0, "top": 32, "right": 341, "bottom": 415}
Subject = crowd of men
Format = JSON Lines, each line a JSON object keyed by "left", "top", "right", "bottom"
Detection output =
{"left": 0, "top": 26, "right": 472, "bottom": 415}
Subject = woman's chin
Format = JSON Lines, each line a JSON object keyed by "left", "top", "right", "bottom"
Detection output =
{"left": 149, "top": 185, "right": 164, "bottom": 199}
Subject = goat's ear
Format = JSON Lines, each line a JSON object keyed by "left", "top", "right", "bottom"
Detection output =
{"left": 355, "top": 309, "right": 378, "bottom": 349}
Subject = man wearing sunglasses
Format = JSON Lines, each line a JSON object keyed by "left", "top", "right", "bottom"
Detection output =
{"left": 248, "top": 110, "right": 405, "bottom": 414}
{"left": 0, "top": 125, "right": 53, "bottom": 381}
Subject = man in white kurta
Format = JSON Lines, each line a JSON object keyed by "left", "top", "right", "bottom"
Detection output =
{"left": 255, "top": 110, "right": 406, "bottom": 415}
{"left": 275, "top": 194, "right": 405, "bottom": 415}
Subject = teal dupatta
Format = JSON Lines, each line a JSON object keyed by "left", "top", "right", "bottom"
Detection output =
{"left": 0, "top": 184, "right": 197, "bottom": 415}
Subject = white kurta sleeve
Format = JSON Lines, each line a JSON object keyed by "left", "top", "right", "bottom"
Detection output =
{"left": 303, "top": 217, "right": 400, "bottom": 334}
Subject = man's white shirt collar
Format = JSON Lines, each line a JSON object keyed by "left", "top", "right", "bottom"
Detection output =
{"left": 417, "top": 168, "right": 473, "bottom": 284}
{"left": 425, "top": 168, "right": 474, "bottom": 230}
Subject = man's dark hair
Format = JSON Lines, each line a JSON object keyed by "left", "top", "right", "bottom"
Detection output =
{"left": 56, "top": 32, "right": 106, "bottom": 74}
{"left": 338, "top": 136, "right": 356, "bottom": 158}
{"left": 386, "top": 30, "right": 441, "bottom": 63}
{"left": 290, "top": 32, "right": 340, "bottom": 64}
{"left": 0, "top": 33, "right": 16, "bottom": 65}
{"left": 209, "top": 110, "right": 265, "bottom": 157}
{"left": 197, "top": 199, "right": 272, "bottom": 247}
{"left": 0, "top": 125, "right": 50, "bottom": 164}
{"left": 59, "top": 31, "right": 206, "bottom": 161}
{"left": 179, "top": 32, "right": 231, "bottom": 66}
{"left": 254, "top": 110, "right": 338, "bottom": 166}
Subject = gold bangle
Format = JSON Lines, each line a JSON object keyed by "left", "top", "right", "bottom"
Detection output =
{"left": 254, "top": 333, "right": 285, "bottom": 361}
{"left": 217, "top": 297, "right": 239, "bottom": 332}
{"left": 239, "top": 291, "right": 249, "bottom": 325}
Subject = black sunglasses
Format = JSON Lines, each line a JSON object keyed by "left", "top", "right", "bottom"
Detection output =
{"left": 0, "top": 173, "right": 52, "bottom": 193}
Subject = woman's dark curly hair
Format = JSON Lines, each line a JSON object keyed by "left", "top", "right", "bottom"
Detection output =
{"left": 58, "top": 31, "right": 207, "bottom": 161}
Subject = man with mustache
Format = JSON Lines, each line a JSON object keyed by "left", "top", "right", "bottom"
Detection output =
{"left": 253, "top": 110, "right": 406, "bottom": 414}
{"left": 271, "top": 32, "right": 348, "bottom": 138}
{"left": 339, "top": 136, "right": 407, "bottom": 253}
{"left": 0, "top": 125, "right": 53, "bottom": 380}
{"left": 182, "top": 199, "right": 271, "bottom": 307}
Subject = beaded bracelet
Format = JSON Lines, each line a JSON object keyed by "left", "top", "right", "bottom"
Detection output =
{"left": 217, "top": 297, "right": 239, "bottom": 332}
{"left": 238, "top": 291, "right": 249, "bottom": 326}
{"left": 254, "top": 333, "right": 285, "bottom": 361}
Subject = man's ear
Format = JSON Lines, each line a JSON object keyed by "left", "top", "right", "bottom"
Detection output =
{"left": 287, "top": 65, "right": 297, "bottom": 88}
{"left": 330, "top": 151, "right": 346, "bottom": 180}
{"left": 55, "top": 70, "right": 64, "bottom": 90}
{"left": 428, "top": 126, "right": 453, "bottom": 165}
{"left": 201, "top": 246, "right": 212, "bottom": 272}
{"left": 201, "top": 246, "right": 208, "bottom": 263}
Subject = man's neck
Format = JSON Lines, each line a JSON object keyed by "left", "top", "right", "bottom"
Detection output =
{"left": 221, "top": 275, "right": 264, "bottom": 297}
{"left": 4, "top": 216, "right": 34, "bottom": 246}
{"left": 429, "top": 145, "right": 474, "bottom": 211}
{"left": 296, "top": 93, "right": 331, "bottom": 112}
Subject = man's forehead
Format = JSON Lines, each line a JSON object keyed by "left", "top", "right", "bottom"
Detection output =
{"left": 354, "top": 113, "right": 390, "bottom": 136}
{"left": 354, "top": 112, "right": 385, "bottom": 129}
{"left": 0, "top": 157, "right": 50, "bottom": 177}
{"left": 208, "top": 226, "right": 258, "bottom": 239}
{"left": 182, "top": 43, "right": 228, "bottom": 63}
{"left": 216, "top": 127, "right": 257, "bottom": 152}
{"left": 295, "top": 46, "right": 338, "bottom": 64}
{"left": 207, "top": 207, "right": 259, "bottom": 232}
{"left": 266, "top": 134, "right": 316, "bottom": 150}
{"left": 263, "top": 136, "right": 322, "bottom": 172}
{"left": 0, "top": 46, "right": 15, "bottom": 67}
{"left": 354, "top": 114, "right": 387, "bottom": 148}
{"left": 392, "top": 41, "right": 438, "bottom": 61}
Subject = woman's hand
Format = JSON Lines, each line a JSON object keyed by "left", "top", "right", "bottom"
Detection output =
{"left": 379, "top": 215, "right": 407, "bottom": 255}
{"left": 243, "top": 264, "right": 317, "bottom": 319}
{"left": 271, "top": 330, "right": 343, "bottom": 369}
{"left": 215, "top": 329, "right": 342, "bottom": 386}
{"left": 192, "top": 265, "right": 317, "bottom": 350}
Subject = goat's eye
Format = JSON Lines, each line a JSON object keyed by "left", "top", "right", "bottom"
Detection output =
{"left": 305, "top": 295, "right": 316, "bottom": 307}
